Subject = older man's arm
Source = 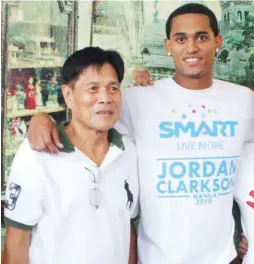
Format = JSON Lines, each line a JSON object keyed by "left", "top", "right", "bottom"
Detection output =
{"left": 129, "top": 222, "right": 138, "bottom": 264}
{"left": 3, "top": 225, "right": 31, "bottom": 264}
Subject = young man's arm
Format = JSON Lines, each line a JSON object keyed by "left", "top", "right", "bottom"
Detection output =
{"left": 128, "top": 222, "right": 138, "bottom": 264}
{"left": 28, "top": 112, "right": 63, "bottom": 153}
{"left": 3, "top": 226, "right": 32, "bottom": 264}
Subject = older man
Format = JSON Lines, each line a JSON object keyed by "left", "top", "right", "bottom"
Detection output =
{"left": 3, "top": 47, "right": 139, "bottom": 264}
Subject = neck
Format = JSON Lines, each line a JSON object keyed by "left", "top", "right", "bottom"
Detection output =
{"left": 65, "top": 120, "right": 109, "bottom": 166}
{"left": 173, "top": 72, "right": 213, "bottom": 90}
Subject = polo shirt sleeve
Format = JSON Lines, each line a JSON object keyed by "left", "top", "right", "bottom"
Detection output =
{"left": 126, "top": 140, "right": 139, "bottom": 219}
{"left": 115, "top": 89, "right": 135, "bottom": 142}
{"left": 4, "top": 139, "right": 44, "bottom": 231}
{"left": 129, "top": 169, "right": 140, "bottom": 219}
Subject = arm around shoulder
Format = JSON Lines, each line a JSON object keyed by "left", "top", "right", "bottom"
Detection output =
{"left": 28, "top": 112, "right": 63, "bottom": 152}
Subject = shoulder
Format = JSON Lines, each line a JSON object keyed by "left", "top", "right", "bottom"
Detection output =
{"left": 8, "top": 140, "right": 44, "bottom": 183}
{"left": 122, "top": 136, "right": 136, "bottom": 152}
{"left": 12, "top": 139, "right": 49, "bottom": 169}
{"left": 120, "top": 136, "right": 137, "bottom": 160}
{"left": 124, "top": 78, "right": 170, "bottom": 99}
{"left": 13, "top": 139, "right": 37, "bottom": 162}
{"left": 214, "top": 79, "right": 254, "bottom": 97}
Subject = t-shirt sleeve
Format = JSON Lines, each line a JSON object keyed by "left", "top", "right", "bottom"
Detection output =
{"left": 114, "top": 89, "right": 135, "bottom": 142}
{"left": 4, "top": 139, "right": 44, "bottom": 230}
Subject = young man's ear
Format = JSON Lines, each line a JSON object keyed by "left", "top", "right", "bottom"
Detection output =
{"left": 62, "top": 84, "right": 73, "bottom": 110}
{"left": 164, "top": 38, "right": 172, "bottom": 56}
{"left": 215, "top": 34, "right": 223, "bottom": 51}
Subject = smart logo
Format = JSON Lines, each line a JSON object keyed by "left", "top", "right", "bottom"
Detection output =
{"left": 159, "top": 121, "right": 238, "bottom": 138}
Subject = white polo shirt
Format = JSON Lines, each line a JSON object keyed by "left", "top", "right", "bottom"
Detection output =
{"left": 4, "top": 122, "right": 139, "bottom": 264}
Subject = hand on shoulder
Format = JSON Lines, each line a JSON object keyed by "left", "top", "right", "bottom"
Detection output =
{"left": 28, "top": 112, "right": 63, "bottom": 154}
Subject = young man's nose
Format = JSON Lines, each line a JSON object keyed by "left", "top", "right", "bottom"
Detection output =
{"left": 186, "top": 39, "right": 199, "bottom": 53}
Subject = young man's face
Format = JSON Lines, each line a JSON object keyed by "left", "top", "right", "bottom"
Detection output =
{"left": 63, "top": 63, "right": 121, "bottom": 132}
{"left": 165, "top": 13, "right": 222, "bottom": 80}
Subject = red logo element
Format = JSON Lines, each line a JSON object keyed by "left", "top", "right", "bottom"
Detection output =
{"left": 246, "top": 190, "right": 254, "bottom": 210}
{"left": 202, "top": 105, "right": 206, "bottom": 109}
{"left": 192, "top": 109, "right": 196, "bottom": 114}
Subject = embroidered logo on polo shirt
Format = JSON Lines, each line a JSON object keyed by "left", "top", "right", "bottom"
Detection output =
{"left": 124, "top": 180, "right": 133, "bottom": 211}
{"left": 5, "top": 182, "right": 21, "bottom": 211}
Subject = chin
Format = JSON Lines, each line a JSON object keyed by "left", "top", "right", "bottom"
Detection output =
{"left": 94, "top": 121, "right": 116, "bottom": 132}
{"left": 184, "top": 71, "right": 205, "bottom": 78}
{"left": 95, "top": 126, "right": 114, "bottom": 132}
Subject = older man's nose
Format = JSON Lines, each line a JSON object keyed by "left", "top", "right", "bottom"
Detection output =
{"left": 97, "top": 89, "right": 113, "bottom": 104}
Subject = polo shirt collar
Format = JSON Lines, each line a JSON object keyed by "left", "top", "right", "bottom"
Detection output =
{"left": 58, "top": 121, "right": 125, "bottom": 153}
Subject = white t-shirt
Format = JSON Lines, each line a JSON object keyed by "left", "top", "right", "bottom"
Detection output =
{"left": 116, "top": 77, "right": 254, "bottom": 264}
{"left": 4, "top": 123, "right": 139, "bottom": 264}
{"left": 235, "top": 142, "right": 254, "bottom": 264}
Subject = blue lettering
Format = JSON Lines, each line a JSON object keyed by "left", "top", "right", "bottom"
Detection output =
{"left": 169, "top": 162, "right": 186, "bottom": 179}
{"left": 213, "top": 179, "right": 220, "bottom": 191}
{"left": 217, "top": 160, "right": 228, "bottom": 177}
{"left": 194, "top": 121, "right": 216, "bottom": 137}
{"left": 221, "top": 178, "right": 230, "bottom": 190}
{"left": 167, "top": 181, "right": 176, "bottom": 193}
{"left": 229, "top": 159, "right": 237, "bottom": 175}
{"left": 175, "top": 122, "right": 195, "bottom": 137}
{"left": 228, "top": 121, "right": 238, "bottom": 136}
{"left": 157, "top": 181, "right": 166, "bottom": 193}
{"left": 216, "top": 121, "right": 227, "bottom": 137}
{"left": 201, "top": 180, "right": 210, "bottom": 192}
{"left": 158, "top": 162, "right": 167, "bottom": 179}
{"left": 159, "top": 121, "right": 238, "bottom": 138}
{"left": 203, "top": 161, "right": 216, "bottom": 177}
{"left": 159, "top": 122, "right": 174, "bottom": 138}
{"left": 177, "top": 181, "right": 188, "bottom": 193}
{"left": 189, "top": 162, "right": 201, "bottom": 178}
{"left": 190, "top": 180, "right": 199, "bottom": 193}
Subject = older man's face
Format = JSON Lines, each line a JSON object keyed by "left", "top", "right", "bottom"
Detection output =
{"left": 66, "top": 63, "right": 121, "bottom": 132}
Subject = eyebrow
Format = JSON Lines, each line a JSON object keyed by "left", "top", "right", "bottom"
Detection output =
{"left": 173, "top": 31, "right": 209, "bottom": 37}
{"left": 85, "top": 81, "right": 120, "bottom": 86}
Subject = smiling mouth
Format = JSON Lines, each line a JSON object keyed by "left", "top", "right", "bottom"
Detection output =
{"left": 185, "top": 58, "right": 199, "bottom": 63}
{"left": 96, "top": 110, "right": 114, "bottom": 115}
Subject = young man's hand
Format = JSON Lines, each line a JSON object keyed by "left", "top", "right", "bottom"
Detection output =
{"left": 28, "top": 113, "right": 63, "bottom": 154}
{"left": 131, "top": 69, "right": 154, "bottom": 87}
{"left": 238, "top": 233, "right": 248, "bottom": 260}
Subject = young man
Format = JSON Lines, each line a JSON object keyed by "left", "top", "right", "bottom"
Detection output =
{"left": 4, "top": 47, "right": 139, "bottom": 264}
{"left": 26, "top": 3, "right": 254, "bottom": 264}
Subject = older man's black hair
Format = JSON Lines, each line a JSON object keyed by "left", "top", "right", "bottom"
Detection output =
{"left": 61, "top": 46, "right": 125, "bottom": 86}
{"left": 166, "top": 3, "right": 219, "bottom": 39}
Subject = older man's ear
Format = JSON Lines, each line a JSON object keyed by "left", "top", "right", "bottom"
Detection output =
{"left": 62, "top": 84, "right": 73, "bottom": 110}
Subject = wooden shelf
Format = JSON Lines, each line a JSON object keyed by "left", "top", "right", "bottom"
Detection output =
{"left": 7, "top": 106, "right": 66, "bottom": 118}
{"left": 8, "top": 60, "right": 65, "bottom": 69}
